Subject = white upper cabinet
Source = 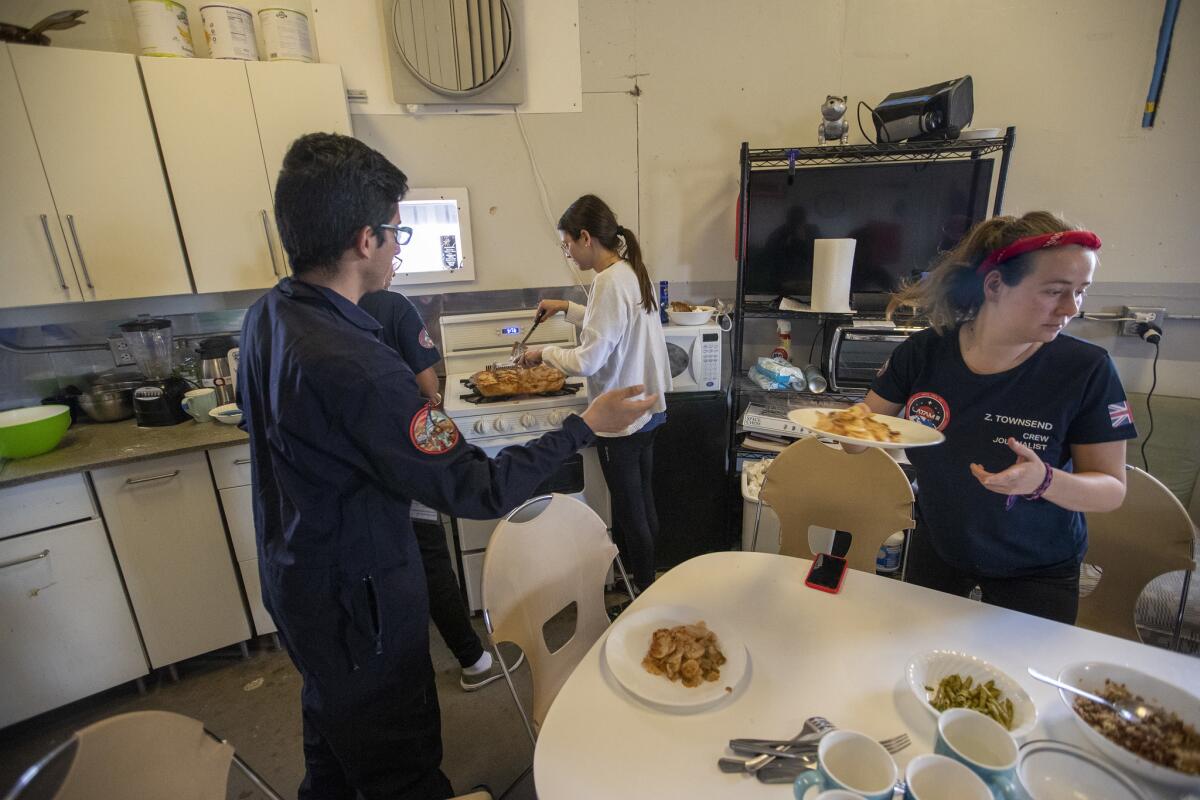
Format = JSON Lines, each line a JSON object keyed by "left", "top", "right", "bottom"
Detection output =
{"left": 0, "top": 45, "right": 84, "bottom": 308}
{"left": 246, "top": 62, "right": 352, "bottom": 198}
{"left": 141, "top": 58, "right": 282, "bottom": 293}
{"left": 7, "top": 44, "right": 191, "bottom": 302}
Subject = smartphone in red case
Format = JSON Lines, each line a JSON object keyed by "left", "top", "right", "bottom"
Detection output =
{"left": 804, "top": 553, "right": 848, "bottom": 594}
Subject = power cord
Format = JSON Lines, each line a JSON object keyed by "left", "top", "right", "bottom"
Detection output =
{"left": 512, "top": 108, "right": 591, "bottom": 301}
{"left": 1136, "top": 322, "right": 1162, "bottom": 473}
{"left": 856, "top": 101, "right": 882, "bottom": 144}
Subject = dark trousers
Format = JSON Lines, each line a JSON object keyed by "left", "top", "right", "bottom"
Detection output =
{"left": 905, "top": 526, "right": 1080, "bottom": 624}
{"left": 596, "top": 427, "right": 660, "bottom": 589}
{"left": 414, "top": 520, "right": 484, "bottom": 669}
{"left": 265, "top": 563, "right": 454, "bottom": 800}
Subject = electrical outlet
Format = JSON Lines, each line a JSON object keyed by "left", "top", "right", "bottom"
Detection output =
{"left": 108, "top": 335, "right": 136, "bottom": 366}
{"left": 1120, "top": 306, "right": 1167, "bottom": 337}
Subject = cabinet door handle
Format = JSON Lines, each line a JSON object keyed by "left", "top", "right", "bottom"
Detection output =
{"left": 65, "top": 214, "right": 95, "bottom": 290}
{"left": 125, "top": 470, "right": 181, "bottom": 486}
{"left": 261, "top": 209, "right": 281, "bottom": 277}
{"left": 0, "top": 549, "right": 50, "bottom": 571}
{"left": 39, "top": 214, "right": 69, "bottom": 291}
{"left": 233, "top": 457, "right": 251, "bottom": 465}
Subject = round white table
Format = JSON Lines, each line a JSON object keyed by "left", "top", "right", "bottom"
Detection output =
{"left": 533, "top": 552, "right": 1199, "bottom": 799}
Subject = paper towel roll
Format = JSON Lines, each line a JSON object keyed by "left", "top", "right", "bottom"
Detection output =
{"left": 811, "top": 238, "right": 856, "bottom": 313}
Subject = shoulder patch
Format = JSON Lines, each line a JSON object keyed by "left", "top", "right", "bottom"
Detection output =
{"left": 410, "top": 405, "right": 460, "bottom": 455}
{"left": 418, "top": 328, "right": 436, "bottom": 349}
{"left": 906, "top": 391, "right": 951, "bottom": 431}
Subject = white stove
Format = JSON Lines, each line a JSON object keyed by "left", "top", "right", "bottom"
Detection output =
{"left": 438, "top": 309, "right": 611, "bottom": 611}
{"left": 443, "top": 372, "right": 588, "bottom": 443}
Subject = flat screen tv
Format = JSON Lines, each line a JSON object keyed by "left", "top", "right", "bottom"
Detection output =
{"left": 743, "top": 159, "right": 994, "bottom": 310}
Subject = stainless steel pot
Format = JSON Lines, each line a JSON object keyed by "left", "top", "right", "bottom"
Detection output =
{"left": 78, "top": 387, "right": 135, "bottom": 423}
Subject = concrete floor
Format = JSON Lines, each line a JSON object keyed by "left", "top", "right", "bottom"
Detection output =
{"left": 0, "top": 616, "right": 543, "bottom": 799}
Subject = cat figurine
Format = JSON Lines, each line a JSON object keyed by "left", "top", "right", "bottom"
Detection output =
{"left": 819, "top": 95, "right": 849, "bottom": 145}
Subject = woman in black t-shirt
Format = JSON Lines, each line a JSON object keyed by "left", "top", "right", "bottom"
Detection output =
{"left": 862, "top": 211, "right": 1136, "bottom": 624}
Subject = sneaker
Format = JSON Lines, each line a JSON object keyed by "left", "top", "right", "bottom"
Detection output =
{"left": 460, "top": 646, "right": 525, "bottom": 692}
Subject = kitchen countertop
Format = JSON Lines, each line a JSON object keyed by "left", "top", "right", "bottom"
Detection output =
{"left": 0, "top": 418, "right": 248, "bottom": 489}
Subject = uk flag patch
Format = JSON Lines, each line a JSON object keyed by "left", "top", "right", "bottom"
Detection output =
{"left": 1108, "top": 401, "right": 1133, "bottom": 428}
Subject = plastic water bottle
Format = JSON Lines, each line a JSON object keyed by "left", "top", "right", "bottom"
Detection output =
{"left": 659, "top": 280, "right": 669, "bottom": 323}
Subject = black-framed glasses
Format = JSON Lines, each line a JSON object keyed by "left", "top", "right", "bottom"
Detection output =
{"left": 378, "top": 224, "right": 413, "bottom": 246}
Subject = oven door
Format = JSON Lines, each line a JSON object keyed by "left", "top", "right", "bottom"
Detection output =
{"left": 663, "top": 330, "right": 701, "bottom": 391}
{"left": 454, "top": 437, "right": 610, "bottom": 611}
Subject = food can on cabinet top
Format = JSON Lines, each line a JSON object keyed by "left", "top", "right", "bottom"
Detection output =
{"left": 200, "top": 4, "right": 259, "bottom": 61}
{"left": 258, "top": 8, "right": 314, "bottom": 62}
{"left": 129, "top": 0, "right": 195, "bottom": 58}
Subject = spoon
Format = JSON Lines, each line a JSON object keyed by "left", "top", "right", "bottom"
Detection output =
{"left": 1027, "top": 667, "right": 1161, "bottom": 724}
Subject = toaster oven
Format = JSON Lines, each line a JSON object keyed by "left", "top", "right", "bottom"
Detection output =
{"left": 825, "top": 323, "right": 924, "bottom": 393}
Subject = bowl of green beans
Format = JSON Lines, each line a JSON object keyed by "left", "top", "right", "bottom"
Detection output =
{"left": 906, "top": 649, "right": 1038, "bottom": 738}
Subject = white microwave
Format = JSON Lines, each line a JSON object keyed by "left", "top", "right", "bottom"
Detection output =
{"left": 662, "top": 322, "right": 723, "bottom": 392}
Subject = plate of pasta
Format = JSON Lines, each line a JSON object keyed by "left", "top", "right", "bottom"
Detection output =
{"left": 604, "top": 605, "right": 747, "bottom": 709}
{"left": 788, "top": 403, "right": 944, "bottom": 450}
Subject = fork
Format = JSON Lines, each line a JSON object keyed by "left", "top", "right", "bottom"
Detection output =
{"left": 717, "top": 716, "right": 835, "bottom": 775}
{"left": 754, "top": 733, "right": 912, "bottom": 784}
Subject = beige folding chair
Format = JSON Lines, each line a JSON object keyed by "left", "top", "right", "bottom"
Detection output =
{"left": 757, "top": 436, "right": 915, "bottom": 573}
{"left": 481, "top": 493, "right": 635, "bottom": 745}
{"left": 1079, "top": 465, "right": 1197, "bottom": 644}
{"left": 2, "top": 710, "right": 282, "bottom": 800}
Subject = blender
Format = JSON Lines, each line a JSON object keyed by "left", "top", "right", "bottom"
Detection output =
{"left": 119, "top": 317, "right": 191, "bottom": 426}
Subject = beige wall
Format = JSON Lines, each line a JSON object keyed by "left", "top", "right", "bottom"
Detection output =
{"left": 635, "top": 0, "right": 1199, "bottom": 285}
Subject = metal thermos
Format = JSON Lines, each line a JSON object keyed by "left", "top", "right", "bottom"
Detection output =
{"left": 801, "top": 363, "right": 828, "bottom": 394}
{"left": 197, "top": 336, "right": 237, "bottom": 405}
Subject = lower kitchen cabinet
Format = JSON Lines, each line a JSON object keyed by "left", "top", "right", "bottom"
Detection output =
{"left": 0, "top": 518, "right": 147, "bottom": 728}
{"left": 217, "top": 481, "right": 277, "bottom": 636}
{"left": 91, "top": 452, "right": 251, "bottom": 668}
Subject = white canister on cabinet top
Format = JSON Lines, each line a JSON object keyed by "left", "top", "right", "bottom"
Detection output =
{"left": 200, "top": 4, "right": 259, "bottom": 61}
{"left": 258, "top": 8, "right": 314, "bottom": 62}
{"left": 129, "top": 0, "right": 195, "bottom": 58}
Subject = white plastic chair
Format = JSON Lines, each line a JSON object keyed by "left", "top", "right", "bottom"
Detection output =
{"left": 1080, "top": 465, "right": 1197, "bottom": 645}
{"left": 2, "top": 710, "right": 282, "bottom": 800}
{"left": 481, "top": 493, "right": 635, "bottom": 745}
{"left": 756, "top": 436, "right": 915, "bottom": 574}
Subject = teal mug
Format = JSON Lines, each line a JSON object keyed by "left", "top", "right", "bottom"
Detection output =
{"left": 904, "top": 754, "right": 991, "bottom": 800}
{"left": 793, "top": 730, "right": 898, "bottom": 800}
{"left": 934, "top": 708, "right": 1021, "bottom": 799}
{"left": 181, "top": 388, "right": 217, "bottom": 423}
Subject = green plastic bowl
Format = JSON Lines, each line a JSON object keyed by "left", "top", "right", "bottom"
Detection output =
{"left": 0, "top": 405, "right": 72, "bottom": 460}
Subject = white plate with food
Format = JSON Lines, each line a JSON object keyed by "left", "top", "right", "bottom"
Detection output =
{"left": 906, "top": 649, "right": 1037, "bottom": 738}
{"left": 1057, "top": 661, "right": 1200, "bottom": 789}
{"left": 604, "top": 604, "right": 747, "bottom": 709}
{"left": 788, "top": 404, "right": 945, "bottom": 450}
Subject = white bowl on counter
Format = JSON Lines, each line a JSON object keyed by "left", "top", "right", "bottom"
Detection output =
{"left": 209, "top": 403, "right": 243, "bottom": 425}
{"left": 666, "top": 306, "right": 714, "bottom": 326}
{"left": 1057, "top": 661, "right": 1200, "bottom": 790}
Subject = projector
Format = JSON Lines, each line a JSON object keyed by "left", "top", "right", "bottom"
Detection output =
{"left": 873, "top": 75, "right": 974, "bottom": 143}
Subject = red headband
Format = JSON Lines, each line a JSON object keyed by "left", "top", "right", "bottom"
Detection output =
{"left": 976, "top": 230, "right": 1102, "bottom": 275}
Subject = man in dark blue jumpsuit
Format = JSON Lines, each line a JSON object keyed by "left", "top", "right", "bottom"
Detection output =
{"left": 237, "top": 133, "right": 655, "bottom": 799}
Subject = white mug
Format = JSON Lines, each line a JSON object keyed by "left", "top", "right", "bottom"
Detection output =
{"left": 181, "top": 387, "right": 217, "bottom": 423}
{"left": 793, "top": 730, "right": 898, "bottom": 800}
{"left": 904, "top": 754, "right": 991, "bottom": 800}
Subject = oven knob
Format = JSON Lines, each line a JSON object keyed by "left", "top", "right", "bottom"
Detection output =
{"left": 493, "top": 418, "right": 509, "bottom": 432}
{"left": 520, "top": 413, "right": 536, "bottom": 429}
{"left": 547, "top": 410, "right": 565, "bottom": 426}
{"left": 472, "top": 419, "right": 487, "bottom": 435}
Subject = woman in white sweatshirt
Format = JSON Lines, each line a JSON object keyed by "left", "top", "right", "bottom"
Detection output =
{"left": 519, "top": 195, "right": 672, "bottom": 591}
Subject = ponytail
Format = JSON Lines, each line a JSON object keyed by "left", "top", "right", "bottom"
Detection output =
{"left": 559, "top": 194, "right": 658, "bottom": 313}
{"left": 887, "top": 211, "right": 1082, "bottom": 333}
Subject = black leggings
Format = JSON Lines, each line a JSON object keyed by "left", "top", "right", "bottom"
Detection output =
{"left": 596, "top": 427, "right": 660, "bottom": 589}
{"left": 413, "top": 520, "right": 484, "bottom": 669}
{"left": 905, "top": 526, "right": 1080, "bottom": 625}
